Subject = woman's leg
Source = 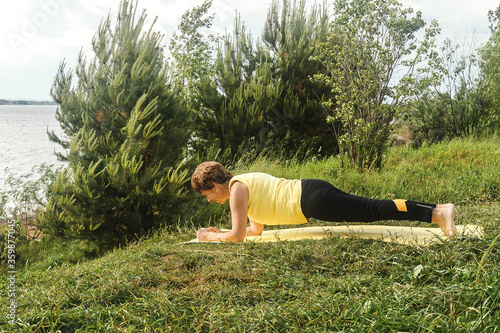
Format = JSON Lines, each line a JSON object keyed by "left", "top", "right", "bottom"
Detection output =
{"left": 300, "top": 179, "right": 456, "bottom": 235}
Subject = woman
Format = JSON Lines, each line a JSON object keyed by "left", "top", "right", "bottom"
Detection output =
{"left": 191, "top": 161, "right": 457, "bottom": 242}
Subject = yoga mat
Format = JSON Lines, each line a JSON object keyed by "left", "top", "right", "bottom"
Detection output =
{"left": 181, "top": 224, "right": 483, "bottom": 246}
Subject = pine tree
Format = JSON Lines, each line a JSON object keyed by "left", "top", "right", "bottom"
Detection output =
{"left": 41, "top": 0, "right": 190, "bottom": 252}
{"left": 261, "top": 0, "right": 336, "bottom": 158}
{"left": 193, "top": 0, "right": 335, "bottom": 163}
{"left": 193, "top": 18, "right": 283, "bottom": 161}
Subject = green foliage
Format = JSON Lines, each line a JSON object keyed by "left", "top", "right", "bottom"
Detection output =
{"left": 193, "top": 0, "right": 334, "bottom": 163}
{"left": 0, "top": 165, "right": 57, "bottom": 266}
{"left": 406, "top": 38, "right": 494, "bottom": 144}
{"left": 1, "top": 165, "right": 56, "bottom": 222}
{"left": 312, "top": 0, "right": 441, "bottom": 170}
{"left": 403, "top": 91, "right": 448, "bottom": 145}
{"left": 480, "top": 6, "right": 500, "bottom": 131}
{"left": 42, "top": 0, "right": 190, "bottom": 252}
{"left": 169, "top": 0, "right": 216, "bottom": 102}
{"left": 260, "top": 0, "right": 335, "bottom": 158}
{"left": 193, "top": 19, "right": 284, "bottom": 161}
{"left": 488, "top": 4, "right": 500, "bottom": 33}
{"left": 405, "top": 89, "right": 493, "bottom": 146}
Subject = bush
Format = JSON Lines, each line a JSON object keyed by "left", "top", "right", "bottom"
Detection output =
{"left": 40, "top": 1, "right": 190, "bottom": 253}
{"left": 405, "top": 87, "right": 494, "bottom": 146}
{"left": 405, "top": 37, "right": 495, "bottom": 145}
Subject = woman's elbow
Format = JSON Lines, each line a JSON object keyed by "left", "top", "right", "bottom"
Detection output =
{"left": 231, "top": 236, "right": 245, "bottom": 243}
{"left": 228, "top": 232, "right": 245, "bottom": 243}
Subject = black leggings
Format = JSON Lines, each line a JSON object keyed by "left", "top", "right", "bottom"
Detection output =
{"left": 300, "top": 179, "right": 436, "bottom": 223}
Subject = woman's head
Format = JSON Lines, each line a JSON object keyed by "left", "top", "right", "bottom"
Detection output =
{"left": 191, "top": 161, "right": 234, "bottom": 194}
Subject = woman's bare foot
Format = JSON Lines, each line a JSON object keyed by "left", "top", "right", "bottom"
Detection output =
{"left": 432, "top": 204, "right": 457, "bottom": 237}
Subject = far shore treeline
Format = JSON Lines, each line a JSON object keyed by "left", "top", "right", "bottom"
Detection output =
{"left": 0, "top": 99, "right": 57, "bottom": 105}
{"left": 1, "top": 0, "right": 500, "bottom": 256}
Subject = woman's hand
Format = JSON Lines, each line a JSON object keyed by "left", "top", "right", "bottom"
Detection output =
{"left": 196, "top": 228, "right": 211, "bottom": 241}
{"left": 206, "top": 227, "right": 224, "bottom": 233}
{"left": 196, "top": 227, "right": 226, "bottom": 241}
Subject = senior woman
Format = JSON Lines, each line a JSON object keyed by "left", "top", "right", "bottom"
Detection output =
{"left": 191, "top": 161, "right": 457, "bottom": 242}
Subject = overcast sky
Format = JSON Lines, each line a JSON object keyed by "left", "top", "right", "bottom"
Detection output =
{"left": 0, "top": 0, "right": 497, "bottom": 101}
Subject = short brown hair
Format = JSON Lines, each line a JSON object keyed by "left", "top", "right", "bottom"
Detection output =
{"left": 191, "top": 161, "right": 234, "bottom": 194}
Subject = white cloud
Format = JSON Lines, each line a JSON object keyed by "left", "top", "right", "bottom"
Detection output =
{"left": 400, "top": 0, "right": 494, "bottom": 34}
{"left": 73, "top": 0, "right": 113, "bottom": 16}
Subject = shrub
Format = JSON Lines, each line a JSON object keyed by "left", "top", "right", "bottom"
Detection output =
{"left": 41, "top": 1, "right": 190, "bottom": 252}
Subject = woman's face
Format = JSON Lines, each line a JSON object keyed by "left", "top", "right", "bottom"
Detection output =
{"left": 199, "top": 183, "right": 229, "bottom": 204}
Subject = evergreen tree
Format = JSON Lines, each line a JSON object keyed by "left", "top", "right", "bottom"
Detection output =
{"left": 41, "top": 0, "right": 190, "bottom": 252}
{"left": 193, "top": 0, "right": 334, "bottom": 163}
{"left": 261, "top": 0, "right": 335, "bottom": 157}
{"left": 193, "top": 18, "right": 283, "bottom": 161}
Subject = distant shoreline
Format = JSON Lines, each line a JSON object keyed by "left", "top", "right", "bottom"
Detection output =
{"left": 0, "top": 99, "right": 57, "bottom": 106}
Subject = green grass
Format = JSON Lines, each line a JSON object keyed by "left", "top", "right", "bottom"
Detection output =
{"left": 2, "top": 137, "right": 500, "bottom": 332}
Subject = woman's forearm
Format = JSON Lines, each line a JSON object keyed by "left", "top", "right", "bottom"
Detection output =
{"left": 209, "top": 230, "right": 240, "bottom": 242}
{"left": 197, "top": 228, "right": 245, "bottom": 242}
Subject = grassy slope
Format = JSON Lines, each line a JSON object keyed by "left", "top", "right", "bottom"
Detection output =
{"left": 2, "top": 138, "right": 500, "bottom": 332}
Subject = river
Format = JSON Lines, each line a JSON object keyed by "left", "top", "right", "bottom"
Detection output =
{"left": 0, "top": 105, "right": 67, "bottom": 193}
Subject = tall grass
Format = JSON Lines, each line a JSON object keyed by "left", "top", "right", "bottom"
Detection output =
{"left": 1, "top": 137, "right": 500, "bottom": 332}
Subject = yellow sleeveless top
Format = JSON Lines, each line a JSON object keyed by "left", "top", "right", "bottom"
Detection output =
{"left": 229, "top": 173, "right": 308, "bottom": 225}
